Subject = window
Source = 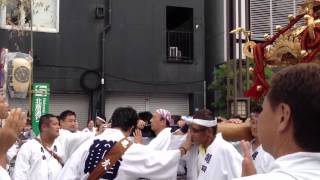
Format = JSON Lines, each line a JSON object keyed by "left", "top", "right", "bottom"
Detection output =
{"left": 250, "top": 0, "right": 304, "bottom": 40}
{"left": 166, "top": 6, "right": 194, "bottom": 63}
{"left": 0, "top": 0, "right": 59, "bottom": 33}
{"left": 230, "top": 99, "right": 249, "bottom": 118}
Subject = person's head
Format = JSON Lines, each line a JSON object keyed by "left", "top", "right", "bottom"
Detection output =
{"left": 39, "top": 114, "right": 60, "bottom": 139}
{"left": 150, "top": 109, "right": 172, "bottom": 135}
{"left": 59, "top": 110, "right": 76, "bottom": 132}
{"left": 138, "top": 111, "right": 153, "bottom": 123}
{"left": 172, "top": 115, "right": 186, "bottom": 128}
{"left": 23, "top": 120, "right": 32, "bottom": 132}
{"left": 189, "top": 109, "right": 217, "bottom": 146}
{"left": 96, "top": 114, "right": 106, "bottom": 126}
{"left": 258, "top": 63, "right": 320, "bottom": 158}
{"left": 110, "top": 107, "right": 138, "bottom": 136}
{"left": 177, "top": 119, "right": 186, "bottom": 128}
{"left": 87, "top": 120, "right": 95, "bottom": 130}
{"left": 250, "top": 106, "right": 262, "bottom": 138}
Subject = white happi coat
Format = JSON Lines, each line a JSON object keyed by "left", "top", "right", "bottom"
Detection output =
{"left": 57, "top": 128, "right": 181, "bottom": 180}
{"left": 147, "top": 127, "right": 172, "bottom": 150}
{"left": 146, "top": 127, "right": 187, "bottom": 175}
{"left": 82, "top": 127, "right": 97, "bottom": 133}
{"left": 234, "top": 152, "right": 320, "bottom": 180}
{"left": 7, "top": 143, "right": 19, "bottom": 163}
{"left": 147, "top": 127, "right": 186, "bottom": 150}
{"left": 0, "top": 166, "right": 11, "bottom": 180}
{"left": 12, "top": 129, "right": 94, "bottom": 180}
{"left": 251, "top": 145, "right": 274, "bottom": 174}
{"left": 185, "top": 133, "right": 242, "bottom": 180}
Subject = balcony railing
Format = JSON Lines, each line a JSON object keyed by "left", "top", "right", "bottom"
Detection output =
{"left": 166, "top": 31, "right": 193, "bottom": 63}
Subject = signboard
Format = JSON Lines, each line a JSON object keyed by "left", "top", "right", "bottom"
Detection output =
{"left": 31, "top": 83, "right": 49, "bottom": 135}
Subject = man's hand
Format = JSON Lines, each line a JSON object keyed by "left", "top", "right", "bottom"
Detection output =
{"left": 0, "top": 95, "right": 9, "bottom": 119}
{"left": 222, "top": 118, "right": 243, "bottom": 124}
{"left": 133, "top": 129, "right": 143, "bottom": 144}
{"left": 4, "top": 108, "right": 26, "bottom": 135}
{"left": 180, "top": 130, "right": 193, "bottom": 155}
{"left": 136, "top": 120, "right": 146, "bottom": 130}
{"left": 240, "top": 140, "right": 257, "bottom": 177}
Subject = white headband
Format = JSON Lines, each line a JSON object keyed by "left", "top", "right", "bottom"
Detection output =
{"left": 96, "top": 116, "right": 106, "bottom": 123}
{"left": 181, "top": 116, "right": 217, "bottom": 127}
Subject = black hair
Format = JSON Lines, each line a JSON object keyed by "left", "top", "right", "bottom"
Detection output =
{"left": 251, "top": 105, "right": 262, "bottom": 114}
{"left": 111, "top": 107, "right": 138, "bottom": 132}
{"left": 171, "top": 115, "right": 182, "bottom": 125}
{"left": 39, "top": 114, "right": 57, "bottom": 132}
{"left": 97, "top": 113, "right": 106, "bottom": 121}
{"left": 268, "top": 63, "right": 320, "bottom": 152}
{"left": 138, "top": 111, "right": 153, "bottom": 122}
{"left": 59, "top": 110, "right": 76, "bottom": 121}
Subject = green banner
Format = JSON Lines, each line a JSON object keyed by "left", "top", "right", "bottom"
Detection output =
{"left": 31, "top": 83, "right": 50, "bottom": 135}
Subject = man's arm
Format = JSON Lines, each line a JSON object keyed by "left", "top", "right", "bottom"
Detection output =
{"left": 119, "top": 144, "right": 181, "bottom": 180}
{"left": 0, "top": 128, "right": 17, "bottom": 170}
{"left": 119, "top": 133, "right": 191, "bottom": 179}
{"left": 59, "top": 130, "right": 94, "bottom": 162}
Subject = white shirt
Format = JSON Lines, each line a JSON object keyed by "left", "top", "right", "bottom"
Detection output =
{"left": 234, "top": 152, "right": 320, "bottom": 180}
{"left": 0, "top": 166, "right": 11, "bottom": 180}
{"left": 252, "top": 145, "right": 274, "bottom": 174}
{"left": 7, "top": 143, "right": 19, "bottom": 163}
{"left": 57, "top": 128, "right": 181, "bottom": 180}
{"left": 12, "top": 129, "right": 94, "bottom": 180}
{"left": 82, "top": 127, "right": 97, "bottom": 133}
{"left": 147, "top": 127, "right": 172, "bottom": 150}
{"left": 186, "top": 133, "right": 243, "bottom": 180}
{"left": 146, "top": 127, "right": 186, "bottom": 175}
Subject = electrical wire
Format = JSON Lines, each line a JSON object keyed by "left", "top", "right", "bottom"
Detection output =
{"left": 36, "top": 64, "right": 204, "bottom": 86}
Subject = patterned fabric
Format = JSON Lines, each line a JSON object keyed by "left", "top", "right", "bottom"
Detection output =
{"left": 84, "top": 139, "right": 122, "bottom": 179}
{"left": 252, "top": 151, "right": 259, "bottom": 160}
{"left": 156, "top": 109, "right": 173, "bottom": 126}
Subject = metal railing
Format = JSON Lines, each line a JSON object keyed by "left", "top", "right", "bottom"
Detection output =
{"left": 166, "top": 30, "right": 193, "bottom": 62}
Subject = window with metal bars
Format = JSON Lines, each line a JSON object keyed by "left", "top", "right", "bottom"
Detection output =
{"left": 166, "top": 6, "right": 194, "bottom": 63}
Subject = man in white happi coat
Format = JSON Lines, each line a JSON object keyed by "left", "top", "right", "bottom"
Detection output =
{"left": 247, "top": 107, "right": 274, "bottom": 174}
{"left": 183, "top": 109, "right": 243, "bottom": 180}
{"left": 13, "top": 114, "right": 94, "bottom": 180}
{"left": 134, "top": 108, "right": 186, "bottom": 150}
{"left": 234, "top": 64, "right": 320, "bottom": 180}
{"left": 57, "top": 106, "right": 192, "bottom": 180}
{"left": 147, "top": 109, "right": 175, "bottom": 150}
{"left": 59, "top": 110, "right": 77, "bottom": 133}
{"left": 133, "top": 109, "right": 188, "bottom": 176}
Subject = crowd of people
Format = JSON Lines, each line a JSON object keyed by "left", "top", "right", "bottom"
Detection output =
{"left": 0, "top": 63, "right": 318, "bottom": 180}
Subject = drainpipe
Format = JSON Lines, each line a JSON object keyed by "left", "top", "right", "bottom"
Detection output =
{"left": 100, "top": 0, "right": 112, "bottom": 116}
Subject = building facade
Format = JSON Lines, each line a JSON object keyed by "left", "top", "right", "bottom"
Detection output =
{"left": 0, "top": 0, "right": 205, "bottom": 128}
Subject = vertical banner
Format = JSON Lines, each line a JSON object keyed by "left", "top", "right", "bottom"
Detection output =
{"left": 31, "top": 83, "right": 50, "bottom": 135}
